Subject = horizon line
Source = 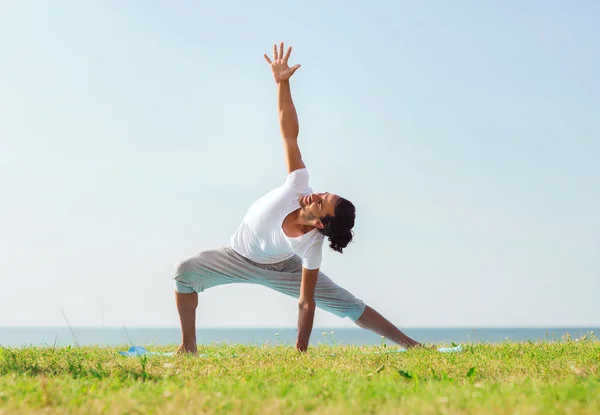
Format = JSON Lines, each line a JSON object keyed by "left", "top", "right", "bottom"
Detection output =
{"left": 1, "top": 325, "right": 598, "bottom": 330}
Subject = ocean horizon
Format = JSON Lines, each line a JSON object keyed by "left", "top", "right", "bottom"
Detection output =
{"left": 1, "top": 326, "right": 597, "bottom": 348}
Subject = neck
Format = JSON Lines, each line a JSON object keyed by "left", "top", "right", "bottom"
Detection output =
{"left": 292, "top": 208, "right": 315, "bottom": 229}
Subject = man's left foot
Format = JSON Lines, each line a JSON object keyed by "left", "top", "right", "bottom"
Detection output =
{"left": 176, "top": 343, "right": 197, "bottom": 354}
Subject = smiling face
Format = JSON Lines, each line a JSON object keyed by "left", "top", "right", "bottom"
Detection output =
{"left": 298, "top": 192, "right": 340, "bottom": 228}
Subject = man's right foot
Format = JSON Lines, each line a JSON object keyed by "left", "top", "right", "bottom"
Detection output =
{"left": 176, "top": 343, "right": 197, "bottom": 354}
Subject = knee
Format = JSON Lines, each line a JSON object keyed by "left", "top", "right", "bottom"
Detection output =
{"left": 173, "top": 250, "right": 218, "bottom": 293}
{"left": 174, "top": 257, "right": 197, "bottom": 277}
{"left": 173, "top": 256, "right": 203, "bottom": 294}
{"left": 174, "top": 250, "right": 213, "bottom": 277}
{"left": 346, "top": 301, "right": 367, "bottom": 323}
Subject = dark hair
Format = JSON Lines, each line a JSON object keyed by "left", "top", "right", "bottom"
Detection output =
{"left": 318, "top": 197, "right": 356, "bottom": 253}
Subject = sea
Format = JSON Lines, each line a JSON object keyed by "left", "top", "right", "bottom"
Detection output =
{"left": 0, "top": 327, "right": 597, "bottom": 348}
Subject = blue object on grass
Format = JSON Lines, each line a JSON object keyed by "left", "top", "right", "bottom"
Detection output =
{"left": 438, "top": 345, "right": 463, "bottom": 353}
{"left": 118, "top": 346, "right": 175, "bottom": 357}
{"left": 118, "top": 344, "right": 463, "bottom": 358}
{"left": 371, "top": 345, "right": 462, "bottom": 354}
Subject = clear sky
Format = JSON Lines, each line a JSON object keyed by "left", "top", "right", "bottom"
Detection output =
{"left": 1, "top": 1, "right": 598, "bottom": 329}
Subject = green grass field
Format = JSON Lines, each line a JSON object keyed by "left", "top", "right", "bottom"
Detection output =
{"left": 1, "top": 334, "right": 599, "bottom": 414}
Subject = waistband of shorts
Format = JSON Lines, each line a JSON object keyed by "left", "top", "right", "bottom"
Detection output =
{"left": 225, "top": 246, "right": 297, "bottom": 269}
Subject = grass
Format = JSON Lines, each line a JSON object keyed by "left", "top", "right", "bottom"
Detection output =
{"left": 1, "top": 333, "right": 599, "bottom": 414}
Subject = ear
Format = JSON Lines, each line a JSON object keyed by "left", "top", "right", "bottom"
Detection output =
{"left": 313, "top": 219, "right": 324, "bottom": 229}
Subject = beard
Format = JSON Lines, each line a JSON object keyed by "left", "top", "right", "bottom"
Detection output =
{"left": 298, "top": 195, "right": 318, "bottom": 221}
{"left": 302, "top": 207, "right": 318, "bottom": 221}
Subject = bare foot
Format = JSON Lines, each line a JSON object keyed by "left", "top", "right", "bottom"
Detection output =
{"left": 404, "top": 339, "right": 423, "bottom": 349}
{"left": 409, "top": 342, "right": 437, "bottom": 350}
{"left": 176, "top": 343, "right": 197, "bottom": 354}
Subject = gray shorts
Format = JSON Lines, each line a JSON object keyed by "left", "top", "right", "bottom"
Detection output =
{"left": 173, "top": 246, "right": 366, "bottom": 322}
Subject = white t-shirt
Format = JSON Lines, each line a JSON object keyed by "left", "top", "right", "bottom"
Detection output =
{"left": 229, "top": 168, "right": 325, "bottom": 270}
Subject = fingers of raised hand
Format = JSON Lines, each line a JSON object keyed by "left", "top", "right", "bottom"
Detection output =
{"left": 266, "top": 43, "right": 298, "bottom": 72}
{"left": 283, "top": 46, "right": 292, "bottom": 64}
{"left": 269, "top": 42, "right": 292, "bottom": 62}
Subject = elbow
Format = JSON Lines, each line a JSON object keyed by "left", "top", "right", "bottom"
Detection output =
{"left": 278, "top": 110, "right": 290, "bottom": 124}
{"left": 298, "top": 299, "right": 316, "bottom": 311}
{"left": 280, "top": 127, "right": 299, "bottom": 142}
{"left": 279, "top": 124, "right": 299, "bottom": 141}
{"left": 278, "top": 108, "right": 295, "bottom": 117}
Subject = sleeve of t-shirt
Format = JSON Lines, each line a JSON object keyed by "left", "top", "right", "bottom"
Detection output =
{"left": 302, "top": 238, "right": 324, "bottom": 270}
{"left": 285, "top": 168, "right": 310, "bottom": 193}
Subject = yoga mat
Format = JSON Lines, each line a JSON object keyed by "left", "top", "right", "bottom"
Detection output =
{"left": 118, "top": 346, "right": 175, "bottom": 357}
{"left": 373, "top": 345, "right": 463, "bottom": 354}
{"left": 118, "top": 345, "right": 462, "bottom": 357}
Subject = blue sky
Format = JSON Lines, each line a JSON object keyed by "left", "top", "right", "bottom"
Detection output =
{"left": 1, "top": 1, "right": 598, "bottom": 328}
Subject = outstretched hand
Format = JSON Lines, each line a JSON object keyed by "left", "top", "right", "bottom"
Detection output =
{"left": 264, "top": 42, "right": 301, "bottom": 83}
{"left": 296, "top": 337, "right": 309, "bottom": 353}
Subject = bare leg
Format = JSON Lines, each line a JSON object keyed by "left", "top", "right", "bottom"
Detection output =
{"left": 355, "top": 305, "right": 422, "bottom": 348}
{"left": 175, "top": 291, "right": 198, "bottom": 354}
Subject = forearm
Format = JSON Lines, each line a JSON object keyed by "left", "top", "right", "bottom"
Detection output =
{"left": 297, "top": 301, "right": 316, "bottom": 343}
{"left": 277, "top": 81, "right": 299, "bottom": 140}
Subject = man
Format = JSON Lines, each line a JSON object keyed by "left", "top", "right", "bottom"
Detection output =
{"left": 173, "top": 42, "right": 422, "bottom": 353}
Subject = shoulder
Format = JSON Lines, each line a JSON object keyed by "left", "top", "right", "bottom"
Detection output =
{"left": 285, "top": 168, "right": 310, "bottom": 192}
{"left": 301, "top": 233, "right": 324, "bottom": 270}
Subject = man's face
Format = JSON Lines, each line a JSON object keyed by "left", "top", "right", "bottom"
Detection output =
{"left": 298, "top": 192, "right": 340, "bottom": 228}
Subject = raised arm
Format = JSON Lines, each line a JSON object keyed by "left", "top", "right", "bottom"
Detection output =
{"left": 264, "top": 42, "right": 305, "bottom": 174}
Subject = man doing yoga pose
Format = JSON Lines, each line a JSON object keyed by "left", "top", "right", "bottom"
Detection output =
{"left": 173, "top": 42, "right": 422, "bottom": 353}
